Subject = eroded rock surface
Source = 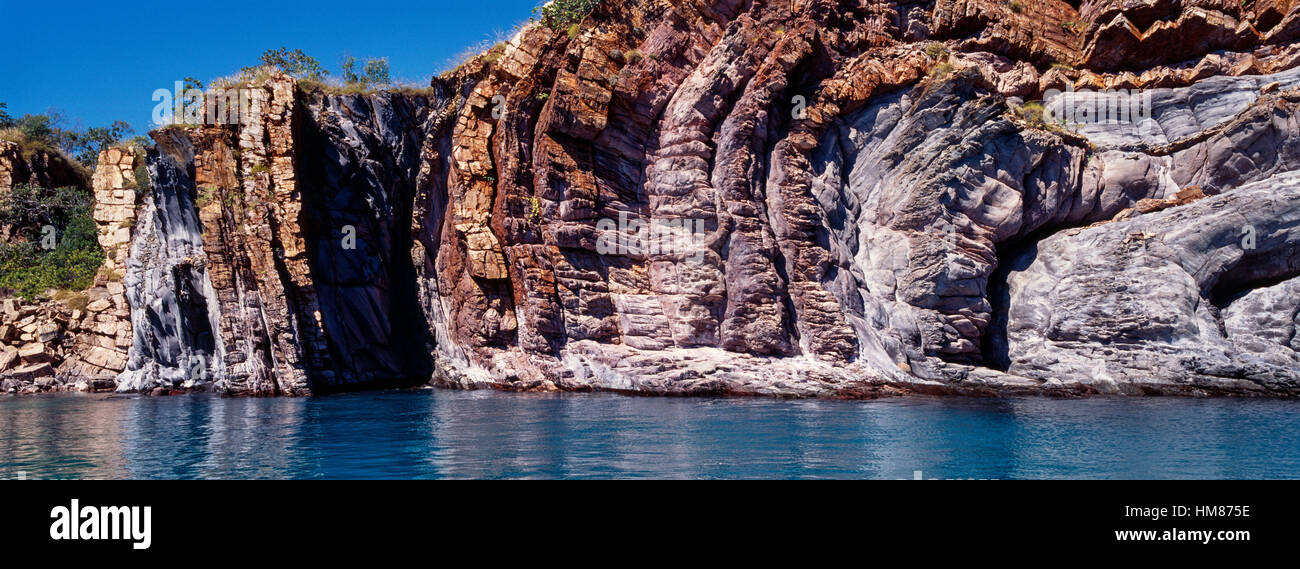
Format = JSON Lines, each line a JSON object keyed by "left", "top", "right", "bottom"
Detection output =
{"left": 1002, "top": 170, "right": 1300, "bottom": 395}
{"left": 0, "top": 140, "right": 87, "bottom": 194}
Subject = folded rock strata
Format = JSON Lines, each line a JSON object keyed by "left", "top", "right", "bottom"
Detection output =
{"left": 81, "top": 0, "right": 1300, "bottom": 397}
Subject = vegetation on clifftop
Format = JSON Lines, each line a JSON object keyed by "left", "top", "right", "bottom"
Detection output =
{"left": 439, "top": 0, "right": 598, "bottom": 77}
{"left": 0, "top": 102, "right": 137, "bottom": 171}
{"left": 213, "top": 47, "right": 403, "bottom": 95}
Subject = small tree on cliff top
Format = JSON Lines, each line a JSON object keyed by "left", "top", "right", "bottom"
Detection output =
{"left": 246, "top": 47, "right": 328, "bottom": 80}
{"left": 66, "top": 121, "right": 133, "bottom": 166}
{"left": 341, "top": 56, "right": 391, "bottom": 90}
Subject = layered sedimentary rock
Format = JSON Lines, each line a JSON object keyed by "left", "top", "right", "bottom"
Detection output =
{"left": 111, "top": 0, "right": 1300, "bottom": 397}
{"left": 118, "top": 78, "right": 440, "bottom": 394}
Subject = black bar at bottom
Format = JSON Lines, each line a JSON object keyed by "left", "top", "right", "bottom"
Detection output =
{"left": 0, "top": 481, "right": 1288, "bottom": 558}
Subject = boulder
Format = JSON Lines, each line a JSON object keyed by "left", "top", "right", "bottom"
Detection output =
{"left": 85, "top": 299, "right": 112, "bottom": 313}
{"left": 6, "top": 362, "right": 54, "bottom": 382}
{"left": 0, "top": 348, "right": 16, "bottom": 372}
{"left": 17, "top": 342, "right": 53, "bottom": 364}
{"left": 37, "top": 322, "right": 59, "bottom": 343}
{"left": 83, "top": 346, "right": 127, "bottom": 372}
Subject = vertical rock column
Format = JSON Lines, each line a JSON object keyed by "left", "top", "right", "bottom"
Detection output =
{"left": 439, "top": 78, "right": 518, "bottom": 358}
{"left": 234, "top": 76, "right": 321, "bottom": 394}
{"left": 55, "top": 147, "right": 140, "bottom": 383}
{"left": 134, "top": 76, "right": 322, "bottom": 395}
{"left": 92, "top": 147, "right": 140, "bottom": 272}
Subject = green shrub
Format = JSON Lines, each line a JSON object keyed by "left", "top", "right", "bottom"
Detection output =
{"left": 133, "top": 160, "right": 151, "bottom": 196}
{"left": 196, "top": 186, "right": 220, "bottom": 208}
{"left": 0, "top": 108, "right": 132, "bottom": 170}
{"left": 16, "top": 114, "right": 57, "bottom": 147}
{"left": 1014, "top": 102, "right": 1045, "bottom": 122}
{"left": 482, "top": 43, "right": 507, "bottom": 65}
{"left": 0, "top": 185, "right": 104, "bottom": 300}
{"left": 527, "top": 196, "right": 541, "bottom": 222}
{"left": 929, "top": 62, "right": 955, "bottom": 81}
{"left": 0, "top": 184, "right": 90, "bottom": 238}
{"left": 1012, "top": 102, "right": 1063, "bottom": 132}
{"left": 534, "top": 0, "right": 599, "bottom": 31}
{"left": 924, "top": 41, "right": 949, "bottom": 60}
{"left": 223, "top": 191, "right": 243, "bottom": 208}
{"left": 66, "top": 121, "right": 134, "bottom": 166}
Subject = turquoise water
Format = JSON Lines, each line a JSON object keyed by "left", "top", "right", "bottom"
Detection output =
{"left": 0, "top": 390, "right": 1297, "bottom": 479}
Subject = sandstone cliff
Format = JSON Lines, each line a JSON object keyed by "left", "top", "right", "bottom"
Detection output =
{"left": 30, "top": 0, "right": 1300, "bottom": 397}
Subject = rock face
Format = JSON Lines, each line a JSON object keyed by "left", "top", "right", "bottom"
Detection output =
{"left": 100, "top": 0, "right": 1300, "bottom": 397}
{"left": 0, "top": 140, "right": 87, "bottom": 194}
{"left": 117, "top": 78, "right": 439, "bottom": 394}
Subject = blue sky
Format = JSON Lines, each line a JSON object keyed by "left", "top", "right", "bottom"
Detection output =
{"left": 0, "top": 0, "right": 540, "bottom": 135}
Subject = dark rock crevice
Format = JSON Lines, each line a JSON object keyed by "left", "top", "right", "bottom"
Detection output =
{"left": 293, "top": 92, "right": 437, "bottom": 391}
{"left": 980, "top": 236, "right": 1037, "bottom": 371}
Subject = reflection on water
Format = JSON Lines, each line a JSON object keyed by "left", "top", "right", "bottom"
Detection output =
{"left": 0, "top": 390, "right": 1297, "bottom": 479}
